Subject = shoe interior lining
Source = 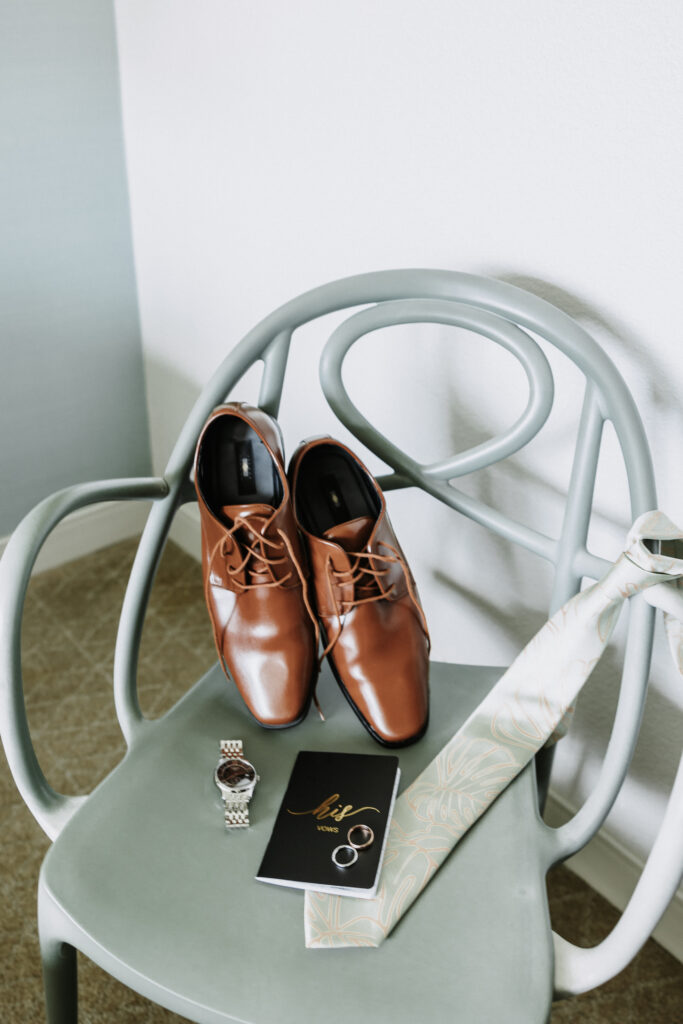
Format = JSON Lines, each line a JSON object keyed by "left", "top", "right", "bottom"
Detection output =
{"left": 294, "top": 444, "right": 380, "bottom": 537}
{"left": 197, "top": 416, "right": 282, "bottom": 520}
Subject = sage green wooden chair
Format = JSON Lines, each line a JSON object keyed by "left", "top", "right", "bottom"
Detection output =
{"left": 2, "top": 270, "right": 681, "bottom": 1023}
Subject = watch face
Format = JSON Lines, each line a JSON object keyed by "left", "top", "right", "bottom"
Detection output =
{"left": 216, "top": 758, "right": 256, "bottom": 792}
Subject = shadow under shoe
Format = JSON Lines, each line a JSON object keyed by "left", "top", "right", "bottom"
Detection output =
{"left": 194, "top": 403, "right": 318, "bottom": 728}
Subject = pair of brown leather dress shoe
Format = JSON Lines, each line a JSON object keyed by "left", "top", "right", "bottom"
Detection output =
{"left": 194, "top": 403, "right": 430, "bottom": 747}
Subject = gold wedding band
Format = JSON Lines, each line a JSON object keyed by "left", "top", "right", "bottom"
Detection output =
{"left": 347, "top": 823, "right": 374, "bottom": 850}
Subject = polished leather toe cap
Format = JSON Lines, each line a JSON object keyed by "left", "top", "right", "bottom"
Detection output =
{"left": 324, "top": 600, "right": 429, "bottom": 746}
{"left": 210, "top": 584, "right": 317, "bottom": 727}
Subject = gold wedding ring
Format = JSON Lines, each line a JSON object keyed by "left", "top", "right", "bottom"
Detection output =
{"left": 347, "top": 823, "right": 374, "bottom": 850}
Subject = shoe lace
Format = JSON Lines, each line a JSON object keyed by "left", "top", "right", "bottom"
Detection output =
{"left": 218, "top": 516, "right": 294, "bottom": 590}
{"left": 206, "top": 516, "right": 324, "bottom": 719}
{"left": 320, "top": 540, "right": 431, "bottom": 663}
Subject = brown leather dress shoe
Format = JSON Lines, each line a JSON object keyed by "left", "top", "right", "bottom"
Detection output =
{"left": 194, "top": 403, "right": 318, "bottom": 728}
{"left": 288, "top": 437, "right": 430, "bottom": 746}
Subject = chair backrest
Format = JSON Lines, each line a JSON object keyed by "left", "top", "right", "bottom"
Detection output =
{"left": 117, "top": 271, "right": 656, "bottom": 848}
{"left": 1, "top": 269, "right": 667, "bottom": 997}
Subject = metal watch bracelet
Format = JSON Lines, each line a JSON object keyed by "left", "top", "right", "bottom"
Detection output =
{"left": 217, "top": 740, "right": 254, "bottom": 828}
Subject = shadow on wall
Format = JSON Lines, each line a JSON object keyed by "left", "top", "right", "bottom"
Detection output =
{"left": 430, "top": 267, "right": 678, "bottom": 620}
{"left": 426, "top": 270, "right": 682, "bottom": 825}
{"left": 497, "top": 272, "right": 681, "bottom": 424}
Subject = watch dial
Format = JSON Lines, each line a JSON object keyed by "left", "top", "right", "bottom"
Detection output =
{"left": 216, "top": 758, "right": 255, "bottom": 791}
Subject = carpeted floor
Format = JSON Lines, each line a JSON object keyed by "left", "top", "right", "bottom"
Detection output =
{"left": 1, "top": 539, "right": 681, "bottom": 1022}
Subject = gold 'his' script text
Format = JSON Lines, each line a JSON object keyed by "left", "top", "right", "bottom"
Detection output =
{"left": 287, "top": 793, "right": 380, "bottom": 823}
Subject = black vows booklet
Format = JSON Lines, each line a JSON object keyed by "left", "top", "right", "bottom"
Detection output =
{"left": 256, "top": 750, "right": 400, "bottom": 899}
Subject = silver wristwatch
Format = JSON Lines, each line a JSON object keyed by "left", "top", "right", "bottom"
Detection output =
{"left": 214, "top": 740, "right": 259, "bottom": 828}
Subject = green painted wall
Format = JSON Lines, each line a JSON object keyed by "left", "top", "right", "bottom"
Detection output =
{"left": 0, "top": 0, "right": 151, "bottom": 534}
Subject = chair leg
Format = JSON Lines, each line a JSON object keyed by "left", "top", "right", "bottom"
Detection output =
{"left": 38, "top": 894, "right": 78, "bottom": 1024}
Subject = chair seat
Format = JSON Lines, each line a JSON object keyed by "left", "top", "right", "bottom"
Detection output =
{"left": 41, "top": 660, "right": 554, "bottom": 1024}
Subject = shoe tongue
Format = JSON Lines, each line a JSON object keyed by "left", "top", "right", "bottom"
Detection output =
{"left": 222, "top": 503, "right": 275, "bottom": 529}
{"left": 221, "top": 503, "right": 279, "bottom": 581}
{"left": 323, "top": 515, "right": 375, "bottom": 552}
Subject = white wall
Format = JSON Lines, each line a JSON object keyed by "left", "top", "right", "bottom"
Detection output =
{"left": 114, "top": 0, "right": 683, "bottom": 925}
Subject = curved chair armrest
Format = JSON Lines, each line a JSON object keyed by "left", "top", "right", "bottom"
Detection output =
{"left": 550, "top": 740, "right": 683, "bottom": 996}
{"left": 0, "top": 477, "right": 169, "bottom": 841}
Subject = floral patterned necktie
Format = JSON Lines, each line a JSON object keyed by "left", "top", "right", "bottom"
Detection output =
{"left": 304, "top": 510, "right": 683, "bottom": 948}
